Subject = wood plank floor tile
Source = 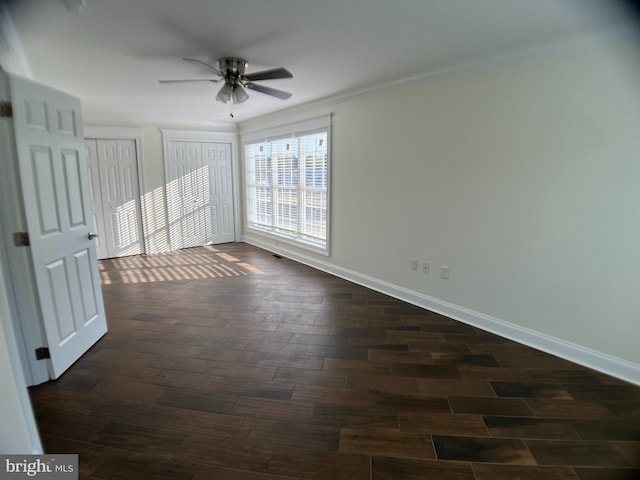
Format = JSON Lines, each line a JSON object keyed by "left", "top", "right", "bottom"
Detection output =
{"left": 91, "top": 450, "right": 199, "bottom": 480}
{"left": 490, "top": 381, "right": 573, "bottom": 399}
{"left": 573, "top": 467, "right": 640, "bottom": 480}
{"left": 163, "top": 408, "right": 255, "bottom": 439}
{"left": 90, "top": 398, "right": 176, "bottom": 428}
{"left": 91, "top": 421, "right": 187, "bottom": 456}
{"left": 417, "top": 378, "right": 497, "bottom": 397}
{"left": 526, "top": 399, "right": 617, "bottom": 419}
{"left": 156, "top": 387, "right": 236, "bottom": 414}
{"left": 526, "top": 439, "right": 632, "bottom": 467}
{"left": 291, "top": 385, "right": 371, "bottom": 406}
{"left": 484, "top": 415, "right": 580, "bottom": 440}
{"left": 231, "top": 397, "right": 314, "bottom": 423}
{"left": 570, "top": 419, "right": 640, "bottom": 441}
{"left": 391, "top": 363, "right": 461, "bottom": 379}
{"left": 614, "top": 441, "right": 640, "bottom": 466}
{"left": 448, "top": 396, "right": 533, "bottom": 416}
{"left": 564, "top": 384, "right": 640, "bottom": 402}
{"left": 193, "top": 465, "right": 301, "bottom": 480}
{"left": 266, "top": 448, "right": 370, "bottom": 480}
{"left": 340, "top": 428, "right": 435, "bottom": 459}
{"left": 35, "top": 409, "right": 108, "bottom": 443}
{"left": 399, "top": 412, "right": 489, "bottom": 436}
{"left": 368, "top": 390, "right": 451, "bottom": 412}
{"left": 346, "top": 372, "right": 420, "bottom": 393}
{"left": 472, "top": 463, "right": 579, "bottom": 479}
{"left": 248, "top": 419, "right": 341, "bottom": 452}
{"left": 372, "top": 457, "right": 475, "bottom": 480}
{"left": 312, "top": 403, "right": 398, "bottom": 428}
{"left": 433, "top": 434, "right": 536, "bottom": 464}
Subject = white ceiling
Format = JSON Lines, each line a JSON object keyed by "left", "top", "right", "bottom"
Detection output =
{"left": 6, "top": 0, "right": 634, "bottom": 126}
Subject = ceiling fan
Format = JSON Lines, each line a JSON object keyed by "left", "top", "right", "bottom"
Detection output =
{"left": 159, "top": 57, "right": 293, "bottom": 116}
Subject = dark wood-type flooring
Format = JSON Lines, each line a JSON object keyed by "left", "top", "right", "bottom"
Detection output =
{"left": 30, "top": 243, "right": 639, "bottom": 479}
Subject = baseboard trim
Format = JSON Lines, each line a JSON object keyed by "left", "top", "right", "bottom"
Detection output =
{"left": 243, "top": 236, "right": 639, "bottom": 385}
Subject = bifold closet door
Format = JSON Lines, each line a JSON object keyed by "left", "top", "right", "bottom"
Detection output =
{"left": 166, "top": 141, "right": 234, "bottom": 249}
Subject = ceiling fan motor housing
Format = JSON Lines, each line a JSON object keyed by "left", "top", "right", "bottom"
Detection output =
{"left": 217, "top": 57, "right": 248, "bottom": 85}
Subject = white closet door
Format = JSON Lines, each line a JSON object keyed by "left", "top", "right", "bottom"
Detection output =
{"left": 167, "top": 140, "right": 234, "bottom": 249}
{"left": 96, "top": 139, "right": 143, "bottom": 258}
{"left": 203, "top": 142, "right": 234, "bottom": 243}
{"left": 85, "top": 139, "right": 108, "bottom": 259}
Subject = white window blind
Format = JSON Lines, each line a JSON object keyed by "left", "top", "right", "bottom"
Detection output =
{"left": 244, "top": 116, "right": 330, "bottom": 253}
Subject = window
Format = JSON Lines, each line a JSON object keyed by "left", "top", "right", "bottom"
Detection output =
{"left": 244, "top": 116, "right": 330, "bottom": 253}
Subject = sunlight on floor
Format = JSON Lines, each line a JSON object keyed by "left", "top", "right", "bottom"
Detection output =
{"left": 99, "top": 247, "right": 264, "bottom": 285}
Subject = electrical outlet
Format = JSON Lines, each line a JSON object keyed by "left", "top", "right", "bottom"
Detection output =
{"left": 410, "top": 258, "right": 418, "bottom": 271}
{"left": 422, "top": 262, "right": 430, "bottom": 274}
{"left": 440, "top": 265, "right": 450, "bottom": 279}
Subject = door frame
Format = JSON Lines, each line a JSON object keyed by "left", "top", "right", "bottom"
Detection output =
{"left": 84, "top": 126, "right": 147, "bottom": 256}
{"left": 161, "top": 129, "right": 241, "bottom": 250}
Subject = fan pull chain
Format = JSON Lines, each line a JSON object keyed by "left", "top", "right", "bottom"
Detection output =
{"left": 229, "top": 100, "right": 234, "bottom": 118}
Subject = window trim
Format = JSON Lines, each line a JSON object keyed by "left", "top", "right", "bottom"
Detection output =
{"left": 242, "top": 115, "right": 331, "bottom": 256}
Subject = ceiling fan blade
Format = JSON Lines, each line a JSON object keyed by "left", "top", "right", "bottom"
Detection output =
{"left": 245, "top": 82, "right": 292, "bottom": 100}
{"left": 159, "top": 79, "right": 219, "bottom": 83}
{"left": 243, "top": 67, "right": 293, "bottom": 82}
{"left": 182, "top": 57, "right": 222, "bottom": 76}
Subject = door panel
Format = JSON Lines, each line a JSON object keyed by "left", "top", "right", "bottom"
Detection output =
{"left": 9, "top": 73, "right": 108, "bottom": 379}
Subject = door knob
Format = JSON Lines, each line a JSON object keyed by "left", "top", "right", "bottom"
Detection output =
{"left": 88, "top": 232, "right": 99, "bottom": 240}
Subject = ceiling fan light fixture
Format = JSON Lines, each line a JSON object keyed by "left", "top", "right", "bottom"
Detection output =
{"left": 216, "top": 83, "right": 232, "bottom": 103}
{"left": 232, "top": 85, "right": 249, "bottom": 104}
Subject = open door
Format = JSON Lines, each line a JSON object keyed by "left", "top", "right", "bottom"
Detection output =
{"left": 6, "top": 72, "right": 107, "bottom": 379}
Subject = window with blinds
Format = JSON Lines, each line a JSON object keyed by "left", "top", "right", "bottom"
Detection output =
{"left": 244, "top": 117, "right": 330, "bottom": 253}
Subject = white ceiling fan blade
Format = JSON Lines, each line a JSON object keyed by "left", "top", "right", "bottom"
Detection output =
{"left": 245, "top": 82, "right": 292, "bottom": 100}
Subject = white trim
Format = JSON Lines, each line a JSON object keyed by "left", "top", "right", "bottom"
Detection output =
{"left": 241, "top": 114, "right": 331, "bottom": 142}
{"left": 161, "top": 129, "right": 241, "bottom": 249}
{"left": 161, "top": 129, "right": 238, "bottom": 143}
{"left": 84, "top": 125, "right": 141, "bottom": 139}
{"left": 243, "top": 235, "right": 640, "bottom": 386}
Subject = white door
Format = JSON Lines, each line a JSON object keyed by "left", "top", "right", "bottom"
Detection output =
{"left": 8, "top": 73, "right": 108, "bottom": 379}
{"left": 167, "top": 141, "right": 234, "bottom": 249}
{"left": 84, "top": 139, "right": 108, "bottom": 259}
{"left": 96, "top": 139, "right": 143, "bottom": 258}
{"left": 203, "top": 142, "right": 234, "bottom": 244}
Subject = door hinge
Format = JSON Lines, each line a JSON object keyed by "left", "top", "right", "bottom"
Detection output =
{"left": 35, "top": 347, "right": 50, "bottom": 360}
{"left": 13, "top": 232, "right": 30, "bottom": 247}
{"left": 0, "top": 101, "right": 12, "bottom": 118}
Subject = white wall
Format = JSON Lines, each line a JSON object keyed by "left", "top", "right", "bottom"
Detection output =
{"left": 241, "top": 31, "right": 640, "bottom": 381}
{"left": 0, "top": 245, "right": 42, "bottom": 453}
